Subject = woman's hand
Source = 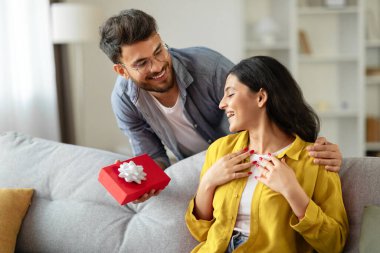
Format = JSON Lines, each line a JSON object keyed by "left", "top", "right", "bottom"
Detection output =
{"left": 255, "top": 156, "right": 298, "bottom": 195}
{"left": 193, "top": 148, "right": 253, "bottom": 221}
{"left": 256, "top": 156, "right": 309, "bottom": 219}
{"left": 307, "top": 137, "right": 342, "bottom": 172}
{"left": 201, "top": 149, "right": 253, "bottom": 190}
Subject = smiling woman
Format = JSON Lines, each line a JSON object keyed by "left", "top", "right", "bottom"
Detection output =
{"left": 0, "top": 0, "right": 60, "bottom": 141}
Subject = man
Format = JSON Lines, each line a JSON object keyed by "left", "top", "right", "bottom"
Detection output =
{"left": 99, "top": 9, "right": 342, "bottom": 202}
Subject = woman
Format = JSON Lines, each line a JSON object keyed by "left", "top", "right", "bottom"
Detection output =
{"left": 185, "top": 56, "right": 348, "bottom": 253}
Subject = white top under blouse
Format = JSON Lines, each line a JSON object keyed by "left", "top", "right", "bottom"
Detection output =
{"left": 234, "top": 144, "right": 291, "bottom": 235}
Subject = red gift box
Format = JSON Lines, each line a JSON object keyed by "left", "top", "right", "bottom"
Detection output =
{"left": 98, "top": 154, "right": 171, "bottom": 205}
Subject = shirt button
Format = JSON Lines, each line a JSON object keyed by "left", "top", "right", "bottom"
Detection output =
{"left": 234, "top": 193, "right": 238, "bottom": 198}
{"left": 194, "top": 124, "right": 197, "bottom": 128}
{"left": 208, "top": 140, "right": 212, "bottom": 143}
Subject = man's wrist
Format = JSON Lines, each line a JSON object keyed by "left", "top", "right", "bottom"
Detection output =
{"left": 154, "top": 160, "right": 167, "bottom": 170}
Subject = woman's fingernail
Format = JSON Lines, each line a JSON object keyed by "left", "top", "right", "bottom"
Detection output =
{"left": 259, "top": 157, "right": 263, "bottom": 161}
{"left": 248, "top": 172, "right": 252, "bottom": 175}
{"left": 255, "top": 163, "right": 259, "bottom": 167}
{"left": 268, "top": 153, "right": 272, "bottom": 156}
{"left": 252, "top": 161, "right": 257, "bottom": 164}
{"left": 254, "top": 176, "right": 258, "bottom": 179}
{"left": 243, "top": 147, "right": 248, "bottom": 152}
{"left": 249, "top": 150, "right": 255, "bottom": 154}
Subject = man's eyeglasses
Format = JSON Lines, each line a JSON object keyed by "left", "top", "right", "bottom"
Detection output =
{"left": 120, "top": 43, "right": 169, "bottom": 75}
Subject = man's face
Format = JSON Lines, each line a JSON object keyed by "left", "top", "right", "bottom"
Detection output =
{"left": 117, "top": 34, "right": 174, "bottom": 93}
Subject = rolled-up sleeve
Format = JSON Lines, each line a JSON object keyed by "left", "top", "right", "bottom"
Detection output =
{"left": 290, "top": 170, "right": 349, "bottom": 253}
{"left": 185, "top": 144, "right": 218, "bottom": 242}
{"left": 185, "top": 198, "right": 215, "bottom": 242}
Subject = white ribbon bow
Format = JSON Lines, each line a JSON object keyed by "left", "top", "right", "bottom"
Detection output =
{"left": 118, "top": 161, "right": 147, "bottom": 184}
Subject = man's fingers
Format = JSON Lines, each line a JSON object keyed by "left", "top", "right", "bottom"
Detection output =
{"left": 133, "top": 189, "right": 158, "bottom": 203}
{"left": 315, "top": 136, "right": 327, "bottom": 145}
{"left": 307, "top": 143, "right": 340, "bottom": 152}
{"left": 313, "top": 158, "right": 341, "bottom": 167}
{"left": 315, "top": 136, "right": 334, "bottom": 146}
{"left": 133, "top": 193, "right": 149, "bottom": 203}
{"left": 325, "top": 165, "right": 340, "bottom": 172}
{"left": 309, "top": 150, "right": 341, "bottom": 159}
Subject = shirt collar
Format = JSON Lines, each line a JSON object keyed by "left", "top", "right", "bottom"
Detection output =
{"left": 170, "top": 50, "right": 194, "bottom": 97}
{"left": 277, "top": 135, "right": 306, "bottom": 161}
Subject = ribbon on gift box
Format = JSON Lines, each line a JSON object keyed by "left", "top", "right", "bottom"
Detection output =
{"left": 118, "top": 161, "right": 147, "bottom": 184}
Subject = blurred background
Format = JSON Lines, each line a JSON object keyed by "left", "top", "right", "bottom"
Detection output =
{"left": 1, "top": 0, "right": 379, "bottom": 158}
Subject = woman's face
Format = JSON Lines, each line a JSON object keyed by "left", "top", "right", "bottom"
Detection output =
{"left": 219, "top": 74, "right": 265, "bottom": 132}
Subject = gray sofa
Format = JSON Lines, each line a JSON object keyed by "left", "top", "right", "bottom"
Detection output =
{"left": 0, "top": 132, "right": 379, "bottom": 253}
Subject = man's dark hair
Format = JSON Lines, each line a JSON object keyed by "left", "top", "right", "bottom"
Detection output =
{"left": 229, "top": 56, "right": 320, "bottom": 143}
{"left": 99, "top": 9, "right": 158, "bottom": 64}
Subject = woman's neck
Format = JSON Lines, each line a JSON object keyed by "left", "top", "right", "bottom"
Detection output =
{"left": 248, "top": 120, "right": 294, "bottom": 155}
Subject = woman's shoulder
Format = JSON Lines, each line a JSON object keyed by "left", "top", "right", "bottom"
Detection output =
{"left": 292, "top": 140, "right": 339, "bottom": 182}
{"left": 212, "top": 132, "right": 242, "bottom": 145}
{"left": 206, "top": 132, "right": 247, "bottom": 158}
{"left": 285, "top": 137, "right": 319, "bottom": 172}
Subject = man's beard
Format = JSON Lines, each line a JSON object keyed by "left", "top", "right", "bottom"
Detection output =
{"left": 132, "top": 63, "right": 175, "bottom": 93}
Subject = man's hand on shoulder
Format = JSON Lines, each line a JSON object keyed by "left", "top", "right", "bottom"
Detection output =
{"left": 306, "top": 137, "right": 342, "bottom": 172}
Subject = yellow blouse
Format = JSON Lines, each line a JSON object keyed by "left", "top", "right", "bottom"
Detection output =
{"left": 185, "top": 131, "right": 348, "bottom": 253}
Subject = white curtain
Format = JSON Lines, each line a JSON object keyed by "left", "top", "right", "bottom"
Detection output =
{"left": 0, "top": 0, "right": 61, "bottom": 141}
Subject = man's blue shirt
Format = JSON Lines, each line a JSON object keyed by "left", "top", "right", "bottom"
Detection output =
{"left": 111, "top": 47, "right": 233, "bottom": 167}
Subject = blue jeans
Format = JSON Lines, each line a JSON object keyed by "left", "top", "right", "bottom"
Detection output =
{"left": 226, "top": 231, "right": 249, "bottom": 253}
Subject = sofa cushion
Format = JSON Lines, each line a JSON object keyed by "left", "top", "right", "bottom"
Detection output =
{"left": 339, "top": 158, "right": 380, "bottom": 253}
{"left": 359, "top": 205, "right": 380, "bottom": 253}
{"left": 0, "top": 188, "right": 34, "bottom": 253}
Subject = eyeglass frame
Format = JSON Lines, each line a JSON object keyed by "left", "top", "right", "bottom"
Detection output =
{"left": 119, "top": 42, "right": 170, "bottom": 75}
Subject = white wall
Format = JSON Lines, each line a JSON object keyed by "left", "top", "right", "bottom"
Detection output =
{"left": 66, "top": 0, "right": 244, "bottom": 155}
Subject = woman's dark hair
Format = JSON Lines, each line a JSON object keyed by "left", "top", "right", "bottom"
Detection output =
{"left": 229, "top": 56, "right": 320, "bottom": 142}
{"left": 99, "top": 9, "right": 158, "bottom": 64}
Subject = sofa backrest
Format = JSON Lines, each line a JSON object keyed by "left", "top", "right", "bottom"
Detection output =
{"left": 1, "top": 132, "right": 380, "bottom": 253}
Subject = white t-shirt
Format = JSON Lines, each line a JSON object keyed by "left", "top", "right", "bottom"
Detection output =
{"left": 234, "top": 144, "right": 291, "bottom": 235}
{"left": 150, "top": 94, "right": 209, "bottom": 157}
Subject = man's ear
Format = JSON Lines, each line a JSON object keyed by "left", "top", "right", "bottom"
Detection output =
{"left": 113, "top": 64, "right": 130, "bottom": 79}
{"left": 257, "top": 88, "right": 268, "bottom": 108}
